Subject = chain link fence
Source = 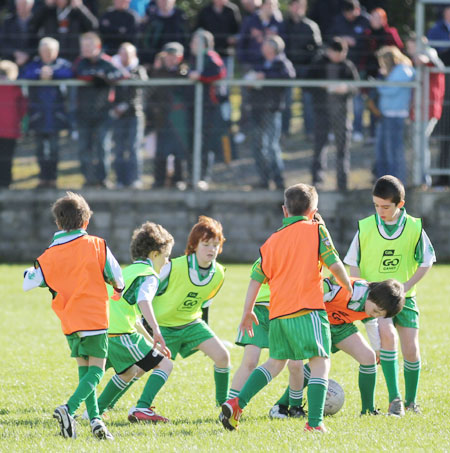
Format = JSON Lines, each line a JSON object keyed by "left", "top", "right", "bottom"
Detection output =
{"left": 0, "top": 75, "right": 425, "bottom": 191}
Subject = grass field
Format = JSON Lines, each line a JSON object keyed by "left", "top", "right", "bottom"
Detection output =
{"left": 1, "top": 263, "right": 450, "bottom": 452}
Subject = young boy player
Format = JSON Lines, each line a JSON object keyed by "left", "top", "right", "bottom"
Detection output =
{"left": 344, "top": 175, "right": 435, "bottom": 416}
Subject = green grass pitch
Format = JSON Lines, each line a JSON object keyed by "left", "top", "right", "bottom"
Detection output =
{"left": 1, "top": 264, "right": 450, "bottom": 452}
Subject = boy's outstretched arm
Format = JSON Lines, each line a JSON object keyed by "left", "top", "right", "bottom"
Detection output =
{"left": 138, "top": 299, "right": 171, "bottom": 359}
{"left": 328, "top": 261, "right": 353, "bottom": 295}
{"left": 238, "top": 279, "right": 262, "bottom": 338}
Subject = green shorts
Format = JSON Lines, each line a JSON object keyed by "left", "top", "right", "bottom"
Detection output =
{"left": 393, "top": 297, "right": 419, "bottom": 329}
{"left": 161, "top": 320, "right": 215, "bottom": 360}
{"left": 106, "top": 332, "right": 161, "bottom": 374}
{"left": 66, "top": 332, "right": 108, "bottom": 360}
{"left": 330, "top": 323, "right": 359, "bottom": 353}
{"left": 235, "top": 305, "right": 269, "bottom": 349}
{"left": 269, "top": 310, "right": 331, "bottom": 360}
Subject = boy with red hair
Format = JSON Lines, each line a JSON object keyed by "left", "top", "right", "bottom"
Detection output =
{"left": 146, "top": 216, "right": 231, "bottom": 405}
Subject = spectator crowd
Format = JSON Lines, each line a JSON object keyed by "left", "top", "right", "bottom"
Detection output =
{"left": 0, "top": 0, "right": 448, "bottom": 190}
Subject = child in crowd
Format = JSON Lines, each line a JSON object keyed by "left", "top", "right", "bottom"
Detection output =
{"left": 344, "top": 175, "right": 435, "bottom": 416}
{"left": 146, "top": 216, "right": 231, "bottom": 405}
{"left": 375, "top": 47, "right": 415, "bottom": 184}
{"left": 220, "top": 183, "right": 352, "bottom": 433}
{"left": 95, "top": 222, "right": 174, "bottom": 423}
{"left": 23, "top": 192, "right": 124, "bottom": 440}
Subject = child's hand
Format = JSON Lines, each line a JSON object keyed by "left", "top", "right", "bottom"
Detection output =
{"left": 111, "top": 288, "right": 123, "bottom": 301}
{"left": 152, "top": 330, "right": 172, "bottom": 359}
{"left": 239, "top": 311, "right": 259, "bottom": 338}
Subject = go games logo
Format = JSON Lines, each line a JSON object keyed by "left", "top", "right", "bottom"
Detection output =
{"left": 379, "top": 249, "right": 401, "bottom": 273}
{"left": 178, "top": 291, "right": 201, "bottom": 311}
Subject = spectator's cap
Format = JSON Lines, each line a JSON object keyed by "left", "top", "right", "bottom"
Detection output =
{"left": 0, "top": 60, "right": 19, "bottom": 80}
{"left": 264, "top": 35, "right": 285, "bottom": 55}
{"left": 162, "top": 42, "right": 184, "bottom": 56}
{"left": 327, "top": 37, "right": 348, "bottom": 53}
{"left": 341, "top": 0, "right": 359, "bottom": 11}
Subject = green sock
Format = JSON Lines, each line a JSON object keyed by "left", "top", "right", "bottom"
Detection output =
{"left": 303, "top": 363, "right": 311, "bottom": 388}
{"left": 67, "top": 365, "right": 104, "bottom": 416}
{"left": 108, "top": 376, "right": 139, "bottom": 411}
{"left": 276, "top": 386, "right": 290, "bottom": 406}
{"left": 78, "top": 366, "right": 100, "bottom": 420}
{"left": 404, "top": 359, "right": 421, "bottom": 406}
{"left": 359, "top": 364, "right": 377, "bottom": 413}
{"left": 238, "top": 366, "right": 272, "bottom": 410}
{"left": 136, "top": 370, "right": 169, "bottom": 409}
{"left": 214, "top": 366, "right": 231, "bottom": 406}
{"left": 307, "top": 378, "right": 327, "bottom": 428}
{"left": 228, "top": 388, "right": 240, "bottom": 399}
{"left": 289, "top": 387, "right": 303, "bottom": 407}
{"left": 97, "top": 374, "right": 129, "bottom": 415}
{"left": 380, "top": 349, "right": 401, "bottom": 402}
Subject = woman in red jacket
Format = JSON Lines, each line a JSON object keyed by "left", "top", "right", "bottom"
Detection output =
{"left": 0, "top": 60, "right": 27, "bottom": 188}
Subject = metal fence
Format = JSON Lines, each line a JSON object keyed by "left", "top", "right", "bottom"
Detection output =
{"left": 1, "top": 75, "right": 423, "bottom": 191}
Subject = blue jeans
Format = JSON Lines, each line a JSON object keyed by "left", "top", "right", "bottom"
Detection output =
{"left": 251, "top": 110, "right": 285, "bottom": 188}
{"left": 112, "top": 115, "right": 143, "bottom": 186}
{"left": 375, "top": 116, "right": 406, "bottom": 183}
{"left": 77, "top": 115, "right": 112, "bottom": 185}
{"left": 353, "top": 93, "right": 364, "bottom": 135}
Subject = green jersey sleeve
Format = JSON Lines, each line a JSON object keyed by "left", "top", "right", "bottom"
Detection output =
{"left": 319, "top": 225, "right": 340, "bottom": 267}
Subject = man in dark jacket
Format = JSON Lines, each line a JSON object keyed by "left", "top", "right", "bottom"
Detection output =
{"left": 73, "top": 32, "right": 124, "bottom": 187}
{"left": 21, "top": 36, "right": 73, "bottom": 188}
{"left": 283, "top": 0, "right": 322, "bottom": 137}
{"left": 110, "top": 42, "right": 147, "bottom": 188}
{"left": 140, "top": 0, "right": 189, "bottom": 66}
{"left": 196, "top": 0, "right": 241, "bottom": 75}
{"left": 308, "top": 37, "right": 359, "bottom": 191}
{"left": 0, "top": 0, "right": 36, "bottom": 67}
{"left": 99, "top": 0, "right": 140, "bottom": 56}
{"left": 28, "top": 0, "right": 98, "bottom": 62}
{"left": 248, "top": 35, "right": 295, "bottom": 189}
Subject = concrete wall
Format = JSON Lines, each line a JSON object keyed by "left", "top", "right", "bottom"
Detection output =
{"left": 1, "top": 188, "right": 449, "bottom": 263}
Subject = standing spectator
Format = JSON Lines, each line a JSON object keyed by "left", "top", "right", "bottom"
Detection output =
{"left": 188, "top": 29, "right": 228, "bottom": 189}
{"left": 140, "top": 0, "right": 189, "bottom": 66}
{"left": 375, "top": 46, "right": 415, "bottom": 184}
{"left": 283, "top": 0, "right": 322, "bottom": 138}
{"left": 0, "top": 0, "right": 35, "bottom": 68}
{"left": 331, "top": 0, "right": 370, "bottom": 143}
{"left": 427, "top": 6, "right": 450, "bottom": 186}
{"left": 240, "top": 0, "right": 261, "bottom": 19}
{"left": 237, "top": 0, "right": 285, "bottom": 68}
{"left": 0, "top": 60, "right": 27, "bottom": 188}
{"left": 21, "top": 37, "right": 73, "bottom": 189}
{"left": 362, "top": 8, "right": 403, "bottom": 79}
{"left": 196, "top": 0, "right": 241, "bottom": 77}
{"left": 99, "top": 0, "right": 140, "bottom": 56}
{"left": 361, "top": 7, "right": 403, "bottom": 142}
{"left": 148, "top": 42, "right": 190, "bottom": 189}
{"left": 110, "top": 42, "right": 147, "bottom": 188}
{"left": 73, "top": 32, "right": 124, "bottom": 188}
{"left": 247, "top": 35, "right": 295, "bottom": 190}
{"left": 309, "top": 0, "right": 343, "bottom": 41}
{"left": 28, "top": 0, "right": 99, "bottom": 61}
{"left": 406, "top": 33, "right": 445, "bottom": 187}
{"left": 308, "top": 38, "right": 359, "bottom": 191}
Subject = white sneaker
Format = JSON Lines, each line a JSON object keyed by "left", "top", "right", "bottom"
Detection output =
{"left": 53, "top": 404, "right": 76, "bottom": 438}
{"left": 269, "top": 404, "right": 289, "bottom": 419}
{"left": 90, "top": 418, "right": 114, "bottom": 440}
